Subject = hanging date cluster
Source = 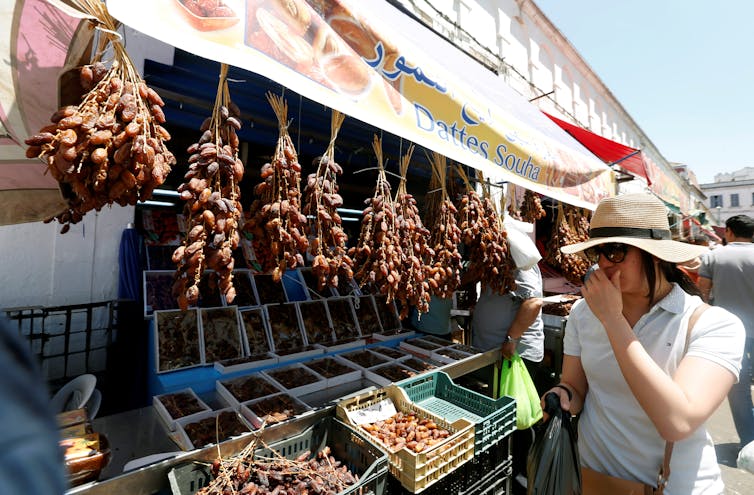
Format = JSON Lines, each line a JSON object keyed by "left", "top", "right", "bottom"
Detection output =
{"left": 350, "top": 136, "right": 402, "bottom": 303}
{"left": 301, "top": 111, "right": 353, "bottom": 290}
{"left": 172, "top": 66, "right": 243, "bottom": 309}
{"left": 545, "top": 203, "right": 591, "bottom": 285}
{"left": 25, "top": 59, "right": 174, "bottom": 233}
{"left": 424, "top": 152, "right": 462, "bottom": 299}
{"left": 457, "top": 171, "right": 516, "bottom": 295}
{"left": 520, "top": 189, "right": 546, "bottom": 223}
{"left": 392, "top": 145, "right": 433, "bottom": 319}
{"left": 244, "top": 93, "right": 308, "bottom": 282}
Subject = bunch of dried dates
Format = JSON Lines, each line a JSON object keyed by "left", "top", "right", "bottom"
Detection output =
{"left": 545, "top": 204, "right": 591, "bottom": 285}
{"left": 200, "top": 445, "right": 358, "bottom": 495}
{"left": 424, "top": 153, "right": 462, "bottom": 298}
{"left": 26, "top": 60, "right": 174, "bottom": 232}
{"left": 392, "top": 146, "right": 433, "bottom": 319}
{"left": 172, "top": 65, "right": 243, "bottom": 308}
{"left": 301, "top": 111, "right": 353, "bottom": 291}
{"left": 244, "top": 93, "right": 307, "bottom": 281}
{"left": 350, "top": 136, "right": 403, "bottom": 303}
{"left": 520, "top": 189, "right": 546, "bottom": 223}
{"left": 458, "top": 187, "right": 516, "bottom": 295}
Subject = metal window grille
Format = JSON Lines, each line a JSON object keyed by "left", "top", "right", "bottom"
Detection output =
{"left": 4, "top": 301, "right": 117, "bottom": 390}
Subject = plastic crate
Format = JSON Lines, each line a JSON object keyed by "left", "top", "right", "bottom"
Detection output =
{"left": 168, "top": 462, "right": 213, "bottom": 495}
{"left": 336, "top": 386, "right": 474, "bottom": 493}
{"left": 397, "top": 372, "right": 516, "bottom": 455}
{"left": 255, "top": 416, "right": 388, "bottom": 495}
{"left": 460, "top": 456, "right": 512, "bottom": 495}
{"left": 167, "top": 416, "right": 388, "bottom": 495}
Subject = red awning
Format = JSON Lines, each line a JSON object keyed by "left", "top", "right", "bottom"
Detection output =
{"left": 544, "top": 113, "right": 650, "bottom": 183}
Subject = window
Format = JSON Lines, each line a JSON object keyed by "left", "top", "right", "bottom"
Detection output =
{"left": 731, "top": 193, "right": 739, "bottom": 207}
{"left": 710, "top": 195, "right": 723, "bottom": 208}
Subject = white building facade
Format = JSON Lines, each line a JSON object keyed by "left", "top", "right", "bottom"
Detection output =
{"left": 701, "top": 167, "right": 754, "bottom": 223}
{"left": 390, "top": 0, "right": 698, "bottom": 206}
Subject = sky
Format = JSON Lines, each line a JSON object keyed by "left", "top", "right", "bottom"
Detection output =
{"left": 533, "top": 0, "right": 754, "bottom": 185}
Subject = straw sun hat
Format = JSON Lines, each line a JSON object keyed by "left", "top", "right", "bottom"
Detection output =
{"left": 560, "top": 193, "right": 709, "bottom": 263}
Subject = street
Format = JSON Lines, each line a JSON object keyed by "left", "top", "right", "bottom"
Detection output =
{"left": 709, "top": 386, "right": 754, "bottom": 493}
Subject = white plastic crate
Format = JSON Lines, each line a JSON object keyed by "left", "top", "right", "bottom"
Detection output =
{"left": 262, "top": 363, "right": 327, "bottom": 397}
{"left": 153, "top": 388, "right": 211, "bottom": 432}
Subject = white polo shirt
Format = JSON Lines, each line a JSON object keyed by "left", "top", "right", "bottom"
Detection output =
{"left": 564, "top": 284, "right": 744, "bottom": 494}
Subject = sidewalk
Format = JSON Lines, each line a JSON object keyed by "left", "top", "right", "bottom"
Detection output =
{"left": 708, "top": 386, "right": 754, "bottom": 494}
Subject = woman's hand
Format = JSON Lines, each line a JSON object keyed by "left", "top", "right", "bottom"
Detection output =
{"left": 581, "top": 267, "right": 623, "bottom": 326}
{"left": 540, "top": 385, "right": 572, "bottom": 422}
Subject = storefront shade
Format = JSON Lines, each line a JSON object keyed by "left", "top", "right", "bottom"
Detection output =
{"left": 0, "top": 0, "right": 84, "bottom": 224}
{"left": 108, "top": 0, "right": 615, "bottom": 209}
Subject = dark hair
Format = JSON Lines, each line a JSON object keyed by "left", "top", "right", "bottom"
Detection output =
{"left": 725, "top": 215, "right": 754, "bottom": 239}
{"left": 640, "top": 251, "right": 702, "bottom": 301}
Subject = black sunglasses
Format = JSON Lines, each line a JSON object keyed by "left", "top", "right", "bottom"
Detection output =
{"left": 584, "top": 243, "right": 630, "bottom": 264}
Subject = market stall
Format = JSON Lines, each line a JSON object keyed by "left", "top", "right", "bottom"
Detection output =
{"left": 3, "top": 1, "right": 620, "bottom": 494}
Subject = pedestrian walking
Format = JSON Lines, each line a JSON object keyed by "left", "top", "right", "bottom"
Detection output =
{"left": 698, "top": 214, "right": 754, "bottom": 448}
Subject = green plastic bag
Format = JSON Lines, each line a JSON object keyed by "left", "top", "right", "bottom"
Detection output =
{"left": 499, "top": 353, "right": 543, "bottom": 429}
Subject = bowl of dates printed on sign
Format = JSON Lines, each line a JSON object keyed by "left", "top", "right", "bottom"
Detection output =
{"left": 172, "top": 0, "right": 240, "bottom": 32}
{"left": 215, "top": 372, "right": 283, "bottom": 409}
{"left": 154, "top": 309, "right": 203, "bottom": 373}
{"left": 200, "top": 306, "right": 244, "bottom": 364}
{"left": 153, "top": 388, "right": 212, "bottom": 431}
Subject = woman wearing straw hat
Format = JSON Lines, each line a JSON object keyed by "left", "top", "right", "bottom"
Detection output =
{"left": 544, "top": 193, "right": 745, "bottom": 494}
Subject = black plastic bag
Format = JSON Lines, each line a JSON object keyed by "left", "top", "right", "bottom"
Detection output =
{"left": 526, "top": 392, "right": 581, "bottom": 495}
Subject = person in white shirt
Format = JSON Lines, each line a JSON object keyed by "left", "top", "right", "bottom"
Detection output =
{"left": 698, "top": 214, "right": 754, "bottom": 449}
{"left": 545, "top": 193, "right": 745, "bottom": 494}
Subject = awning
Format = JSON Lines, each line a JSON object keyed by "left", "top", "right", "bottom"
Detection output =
{"left": 544, "top": 112, "right": 692, "bottom": 214}
{"left": 544, "top": 112, "right": 650, "bottom": 183}
{"left": 106, "top": 0, "right": 615, "bottom": 209}
{"left": 0, "top": 0, "right": 80, "bottom": 224}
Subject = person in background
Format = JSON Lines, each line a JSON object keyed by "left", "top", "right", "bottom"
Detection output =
{"left": 408, "top": 294, "right": 454, "bottom": 342}
{"left": 698, "top": 214, "right": 754, "bottom": 449}
{"left": 470, "top": 217, "right": 544, "bottom": 495}
{"left": 544, "top": 193, "right": 744, "bottom": 494}
{"left": 0, "top": 316, "right": 67, "bottom": 494}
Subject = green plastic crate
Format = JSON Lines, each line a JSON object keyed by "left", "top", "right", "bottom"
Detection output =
{"left": 169, "top": 416, "right": 388, "bottom": 495}
{"left": 397, "top": 371, "right": 516, "bottom": 455}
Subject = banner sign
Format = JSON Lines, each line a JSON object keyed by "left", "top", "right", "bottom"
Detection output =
{"left": 108, "top": 0, "right": 615, "bottom": 208}
{"left": 643, "top": 154, "right": 689, "bottom": 213}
